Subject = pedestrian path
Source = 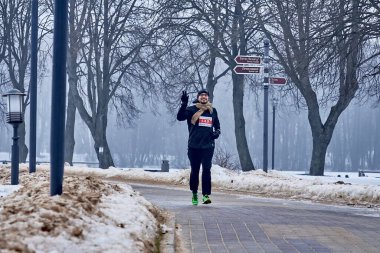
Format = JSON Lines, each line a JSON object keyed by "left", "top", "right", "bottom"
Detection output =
{"left": 132, "top": 184, "right": 380, "bottom": 253}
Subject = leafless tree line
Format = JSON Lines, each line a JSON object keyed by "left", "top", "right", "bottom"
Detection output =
{"left": 0, "top": 0, "right": 50, "bottom": 161}
{"left": 0, "top": 0, "right": 379, "bottom": 175}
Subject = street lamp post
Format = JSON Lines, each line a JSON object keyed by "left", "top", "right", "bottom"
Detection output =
{"left": 2, "top": 89, "right": 26, "bottom": 185}
{"left": 29, "top": 0, "right": 38, "bottom": 173}
{"left": 271, "top": 97, "right": 279, "bottom": 170}
{"left": 50, "top": 0, "right": 68, "bottom": 196}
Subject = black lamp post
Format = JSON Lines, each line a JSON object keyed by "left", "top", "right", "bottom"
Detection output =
{"left": 2, "top": 89, "right": 26, "bottom": 185}
{"left": 50, "top": 0, "right": 68, "bottom": 196}
{"left": 29, "top": 0, "right": 38, "bottom": 173}
{"left": 271, "top": 97, "right": 279, "bottom": 170}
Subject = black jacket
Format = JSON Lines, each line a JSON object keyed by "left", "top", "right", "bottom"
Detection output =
{"left": 177, "top": 104, "right": 221, "bottom": 149}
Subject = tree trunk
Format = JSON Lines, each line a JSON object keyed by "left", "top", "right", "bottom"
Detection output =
{"left": 94, "top": 136, "right": 114, "bottom": 169}
{"left": 206, "top": 26, "right": 218, "bottom": 103}
{"left": 307, "top": 96, "right": 350, "bottom": 175}
{"left": 309, "top": 135, "right": 329, "bottom": 175}
{"left": 64, "top": 90, "right": 76, "bottom": 166}
{"left": 92, "top": 110, "right": 114, "bottom": 169}
{"left": 227, "top": 0, "right": 254, "bottom": 171}
{"left": 19, "top": 122, "right": 28, "bottom": 163}
{"left": 65, "top": 12, "right": 76, "bottom": 166}
{"left": 232, "top": 73, "right": 255, "bottom": 171}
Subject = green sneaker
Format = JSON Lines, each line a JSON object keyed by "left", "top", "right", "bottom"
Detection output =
{"left": 202, "top": 195, "right": 211, "bottom": 204}
{"left": 192, "top": 193, "right": 198, "bottom": 205}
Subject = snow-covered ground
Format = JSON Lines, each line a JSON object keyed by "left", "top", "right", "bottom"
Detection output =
{"left": 0, "top": 164, "right": 379, "bottom": 252}
{"left": 0, "top": 165, "right": 164, "bottom": 253}
{"left": 63, "top": 165, "right": 380, "bottom": 207}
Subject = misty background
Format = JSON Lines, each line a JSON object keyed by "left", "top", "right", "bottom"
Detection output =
{"left": 1, "top": 73, "right": 379, "bottom": 172}
{"left": 0, "top": 0, "right": 380, "bottom": 173}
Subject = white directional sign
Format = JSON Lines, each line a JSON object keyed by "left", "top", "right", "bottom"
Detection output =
{"left": 234, "top": 55, "right": 262, "bottom": 65}
{"left": 233, "top": 66, "right": 261, "bottom": 75}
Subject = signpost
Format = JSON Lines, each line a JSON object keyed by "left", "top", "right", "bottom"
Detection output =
{"left": 233, "top": 66, "right": 261, "bottom": 74}
{"left": 233, "top": 50, "right": 287, "bottom": 173}
{"left": 234, "top": 55, "right": 262, "bottom": 65}
{"left": 233, "top": 55, "right": 261, "bottom": 75}
{"left": 263, "top": 40, "right": 269, "bottom": 173}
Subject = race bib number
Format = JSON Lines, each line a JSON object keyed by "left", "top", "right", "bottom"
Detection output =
{"left": 198, "top": 116, "right": 212, "bottom": 127}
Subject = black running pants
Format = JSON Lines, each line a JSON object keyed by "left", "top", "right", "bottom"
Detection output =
{"left": 188, "top": 147, "right": 214, "bottom": 195}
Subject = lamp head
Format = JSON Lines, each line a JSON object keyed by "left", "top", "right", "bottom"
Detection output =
{"left": 2, "top": 89, "right": 26, "bottom": 124}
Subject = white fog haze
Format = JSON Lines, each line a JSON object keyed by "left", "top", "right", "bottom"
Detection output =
{"left": 1, "top": 74, "right": 379, "bottom": 172}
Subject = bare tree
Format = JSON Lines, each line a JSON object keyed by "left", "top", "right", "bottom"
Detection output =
{"left": 0, "top": 0, "right": 50, "bottom": 162}
{"left": 254, "top": 0, "right": 364, "bottom": 175}
{"left": 72, "top": 0, "right": 161, "bottom": 168}
{"left": 156, "top": 0, "right": 261, "bottom": 171}
{"left": 0, "top": 0, "right": 32, "bottom": 162}
{"left": 64, "top": 0, "right": 89, "bottom": 165}
{"left": 225, "top": 0, "right": 259, "bottom": 171}
{"left": 152, "top": 0, "right": 230, "bottom": 107}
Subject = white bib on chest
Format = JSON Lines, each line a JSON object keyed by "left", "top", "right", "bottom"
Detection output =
{"left": 198, "top": 116, "right": 212, "bottom": 127}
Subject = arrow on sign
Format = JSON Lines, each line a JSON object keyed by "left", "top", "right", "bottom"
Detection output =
{"left": 233, "top": 66, "right": 261, "bottom": 74}
{"left": 269, "top": 77, "right": 287, "bottom": 85}
{"left": 234, "top": 55, "right": 262, "bottom": 65}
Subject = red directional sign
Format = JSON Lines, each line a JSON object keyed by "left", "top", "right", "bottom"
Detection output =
{"left": 269, "top": 77, "right": 287, "bottom": 85}
{"left": 233, "top": 66, "right": 261, "bottom": 74}
{"left": 234, "top": 55, "right": 262, "bottom": 65}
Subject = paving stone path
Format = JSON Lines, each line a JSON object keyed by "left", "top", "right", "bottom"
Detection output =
{"left": 132, "top": 184, "right": 380, "bottom": 253}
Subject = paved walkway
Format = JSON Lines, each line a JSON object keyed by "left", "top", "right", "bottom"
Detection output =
{"left": 132, "top": 184, "right": 380, "bottom": 253}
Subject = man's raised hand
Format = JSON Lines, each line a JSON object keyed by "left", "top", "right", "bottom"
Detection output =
{"left": 181, "top": 90, "right": 189, "bottom": 105}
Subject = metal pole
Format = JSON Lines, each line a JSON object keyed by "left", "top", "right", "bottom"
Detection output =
{"left": 11, "top": 124, "right": 19, "bottom": 185}
{"left": 272, "top": 104, "right": 276, "bottom": 170}
{"left": 263, "top": 39, "right": 269, "bottom": 172}
{"left": 50, "top": 0, "right": 68, "bottom": 196}
{"left": 29, "top": 0, "right": 38, "bottom": 173}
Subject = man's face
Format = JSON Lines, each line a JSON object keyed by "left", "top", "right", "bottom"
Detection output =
{"left": 198, "top": 93, "right": 209, "bottom": 104}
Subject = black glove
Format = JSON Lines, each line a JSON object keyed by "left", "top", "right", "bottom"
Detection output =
{"left": 212, "top": 129, "right": 221, "bottom": 139}
{"left": 180, "top": 91, "right": 189, "bottom": 105}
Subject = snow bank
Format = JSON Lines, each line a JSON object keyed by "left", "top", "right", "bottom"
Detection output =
{"left": 0, "top": 165, "right": 161, "bottom": 253}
